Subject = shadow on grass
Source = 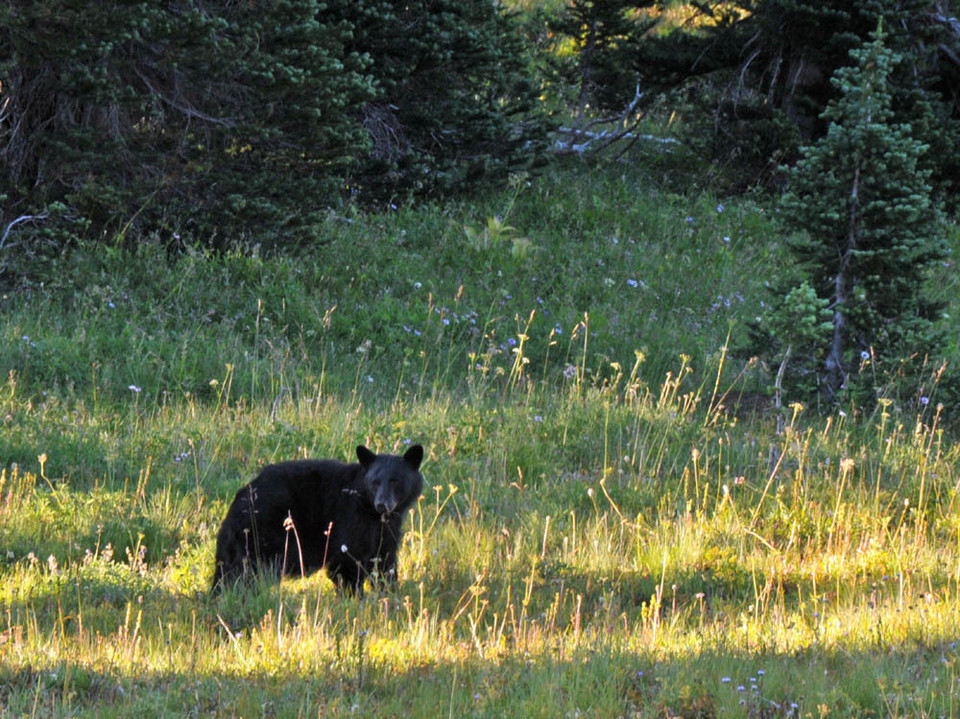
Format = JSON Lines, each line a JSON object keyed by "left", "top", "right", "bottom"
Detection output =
{"left": 1, "top": 629, "right": 956, "bottom": 717}
{"left": 3, "top": 514, "right": 957, "bottom": 716}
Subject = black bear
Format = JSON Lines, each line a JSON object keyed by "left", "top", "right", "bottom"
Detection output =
{"left": 211, "top": 444, "right": 424, "bottom": 594}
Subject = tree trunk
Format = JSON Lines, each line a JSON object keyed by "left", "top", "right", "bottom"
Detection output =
{"left": 576, "top": 19, "right": 597, "bottom": 117}
{"left": 825, "top": 164, "right": 861, "bottom": 398}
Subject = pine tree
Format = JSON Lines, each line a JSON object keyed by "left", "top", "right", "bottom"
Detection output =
{"left": 334, "top": 0, "right": 550, "bottom": 201}
{"left": 548, "top": 0, "right": 653, "bottom": 115}
{"left": 771, "top": 26, "right": 948, "bottom": 403}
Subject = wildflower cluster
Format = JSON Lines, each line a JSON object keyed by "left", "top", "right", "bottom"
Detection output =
{"left": 719, "top": 670, "right": 802, "bottom": 714}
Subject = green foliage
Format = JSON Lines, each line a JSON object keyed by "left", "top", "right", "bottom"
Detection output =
{"left": 0, "top": 0, "right": 550, "bottom": 255}
{"left": 546, "top": 0, "right": 654, "bottom": 114}
{"left": 462, "top": 172, "right": 535, "bottom": 259}
{"left": 633, "top": 0, "right": 960, "bottom": 193}
{"left": 772, "top": 28, "right": 950, "bottom": 404}
{"left": 339, "top": 0, "right": 551, "bottom": 202}
{"left": 0, "top": 166, "right": 780, "bottom": 415}
{"left": 755, "top": 281, "right": 833, "bottom": 397}
{"left": 0, "top": 0, "right": 374, "bottom": 247}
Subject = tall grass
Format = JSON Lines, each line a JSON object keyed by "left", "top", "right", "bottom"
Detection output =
{"left": 2, "top": 165, "right": 959, "bottom": 716}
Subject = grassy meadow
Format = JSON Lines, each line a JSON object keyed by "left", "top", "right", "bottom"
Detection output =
{"left": 2, "top": 161, "right": 960, "bottom": 717}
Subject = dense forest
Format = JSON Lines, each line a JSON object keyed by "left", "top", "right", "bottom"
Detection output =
{"left": 4, "top": 1, "right": 959, "bottom": 239}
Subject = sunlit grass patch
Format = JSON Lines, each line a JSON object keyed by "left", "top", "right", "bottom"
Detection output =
{"left": 1, "top": 164, "right": 959, "bottom": 714}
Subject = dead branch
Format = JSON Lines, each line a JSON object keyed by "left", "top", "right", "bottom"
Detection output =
{"left": 0, "top": 214, "right": 48, "bottom": 251}
{"left": 362, "top": 103, "right": 410, "bottom": 160}
{"left": 134, "top": 68, "right": 235, "bottom": 128}
{"left": 554, "top": 85, "right": 675, "bottom": 156}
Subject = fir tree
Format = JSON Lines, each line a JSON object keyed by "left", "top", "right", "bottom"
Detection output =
{"left": 770, "top": 26, "right": 948, "bottom": 403}
{"left": 335, "top": 0, "right": 550, "bottom": 201}
{"left": 548, "top": 0, "right": 653, "bottom": 115}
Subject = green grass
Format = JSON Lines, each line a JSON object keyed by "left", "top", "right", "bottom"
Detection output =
{"left": 2, "top": 162, "right": 960, "bottom": 716}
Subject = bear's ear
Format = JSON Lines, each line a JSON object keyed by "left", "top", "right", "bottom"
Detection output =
{"left": 356, "top": 445, "right": 377, "bottom": 468}
{"left": 403, "top": 444, "right": 424, "bottom": 470}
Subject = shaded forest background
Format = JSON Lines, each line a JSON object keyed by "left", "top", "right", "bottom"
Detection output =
{"left": 3, "top": 0, "right": 958, "bottom": 249}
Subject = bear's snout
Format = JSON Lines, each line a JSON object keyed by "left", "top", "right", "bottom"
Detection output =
{"left": 374, "top": 497, "right": 397, "bottom": 515}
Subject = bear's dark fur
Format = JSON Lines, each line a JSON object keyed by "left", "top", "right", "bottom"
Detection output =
{"left": 211, "top": 444, "right": 424, "bottom": 594}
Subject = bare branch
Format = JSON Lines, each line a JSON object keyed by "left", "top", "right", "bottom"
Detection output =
{"left": 134, "top": 68, "right": 235, "bottom": 128}
{"left": 554, "top": 85, "right": 676, "bottom": 156}
{"left": 938, "top": 42, "right": 960, "bottom": 68}
{"left": 1, "top": 214, "right": 48, "bottom": 251}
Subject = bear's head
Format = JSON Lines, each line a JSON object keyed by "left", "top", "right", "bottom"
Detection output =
{"left": 356, "top": 444, "right": 424, "bottom": 517}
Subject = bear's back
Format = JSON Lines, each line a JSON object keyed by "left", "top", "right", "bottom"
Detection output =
{"left": 253, "top": 459, "right": 358, "bottom": 489}
{"left": 250, "top": 459, "right": 365, "bottom": 529}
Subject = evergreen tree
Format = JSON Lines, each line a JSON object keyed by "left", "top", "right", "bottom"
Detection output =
{"left": 334, "top": 0, "right": 550, "bottom": 201}
{"left": 547, "top": 0, "right": 653, "bottom": 115}
{"left": 0, "top": 0, "right": 549, "bottom": 253}
{"left": 763, "top": 27, "right": 949, "bottom": 404}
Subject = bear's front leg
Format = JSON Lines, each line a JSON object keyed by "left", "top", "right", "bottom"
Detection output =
{"left": 369, "top": 551, "right": 399, "bottom": 592}
{"left": 330, "top": 562, "right": 365, "bottom": 596}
